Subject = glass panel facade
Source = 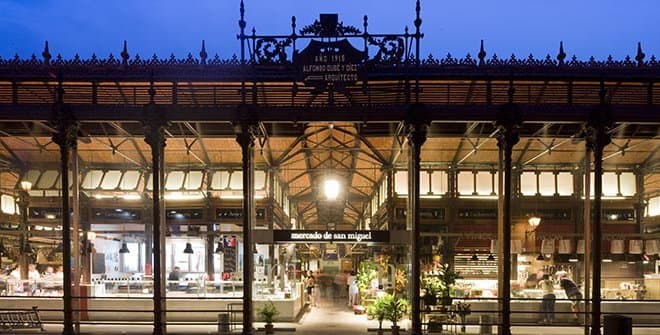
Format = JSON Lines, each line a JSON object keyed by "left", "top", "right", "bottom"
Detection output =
{"left": 457, "top": 171, "right": 474, "bottom": 195}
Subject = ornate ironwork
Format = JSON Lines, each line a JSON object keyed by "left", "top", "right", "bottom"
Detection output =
{"left": 255, "top": 38, "right": 292, "bottom": 64}
{"left": 299, "top": 20, "right": 361, "bottom": 36}
{"left": 368, "top": 36, "right": 405, "bottom": 63}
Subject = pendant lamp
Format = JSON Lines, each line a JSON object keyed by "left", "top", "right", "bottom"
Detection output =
{"left": 183, "top": 242, "right": 194, "bottom": 254}
{"left": 119, "top": 242, "right": 130, "bottom": 254}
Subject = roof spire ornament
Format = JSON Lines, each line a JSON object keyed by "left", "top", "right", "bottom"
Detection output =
{"left": 200, "top": 40, "right": 208, "bottom": 65}
{"left": 557, "top": 41, "right": 566, "bottom": 66}
{"left": 121, "top": 40, "right": 129, "bottom": 66}
{"left": 42, "top": 41, "right": 51, "bottom": 65}
{"left": 478, "top": 39, "right": 486, "bottom": 66}
{"left": 635, "top": 42, "right": 645, "bottom": 67}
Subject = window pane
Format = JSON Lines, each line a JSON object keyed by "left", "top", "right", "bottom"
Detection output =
{"left": 82, "top": 170, "right": 104, "bottom": 189}
{"left": 229, "top": 171, "right": 243, "bottom": 190}
{"left": 211, "top": 171, "right": 230, "bottom": 190}
{"left": 254, "top": 171, "right": 266, "bottom": 190}
{"left": 146, "top": 173, "right": 153, "bottom": 191}
{"left": 538, "top": 172, "right": 555, "bottom": 196}
{"left": 165, "top": 171, "right": 185, "bottom": 190}
{"left": 556, "top": 172, "right": 573, "bottom": 196}
{"left": 602, "top": 172, "right": 618, "bottom": 196}
{"left": 619, "top": 172, "right": 636, "bottom": 196}
{"left": 120, "top": 171, "right": 141, "bottom": 190}
{"left": 457, "top": 171, "right": 474, "bottom": 195}
{"left": 475, "top": 171, "right": 492, "bottom": 195}
{"left": 24, "top": 170, "right": 41, "bottom": 186}
{"left": 520, "top": 172, "right": 536, "bottom": 196}
{"left": 394, "top": 171, "right": 408, "bottom": 195}
{"left": 649, "top": 196, "right": 660, "bottom": 217}
{"left": 1, "top": 194, "right": 15, "bottom": 214}
{"left": 37, "top": 170, "right": 59, "bottom": 189}
{"left": 184, "top": 171, "right": 204, "bottom": 190}
{"left": 100, "top": 170, "right": 122, "bottom": 190}
{"left": 420, "top": 172, "right": 431, "bottom": 195}
{"left": 430, "top": 171, "right": 447, "bottom": 195}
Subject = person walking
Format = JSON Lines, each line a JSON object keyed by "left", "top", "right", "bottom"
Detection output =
{"left": 538, "top": 274, "right": 555, "bottom": 324}
{"left": 305, "top": 271, "right": 316, "bottom": 307}
{"left": 558, "top": 271, "right": 582, "bottom": 322}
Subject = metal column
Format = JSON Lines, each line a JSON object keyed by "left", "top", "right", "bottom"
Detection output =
{"left": 585, "top": 107, "right": 612, "bottom": 335}
{"left": 144, "top": 106, "right": 168, "bottom": 335}
{"left": 52, "top": 100, "right": 78, "bottom": 335}
{"left": 406, "top": 120, "right": 427, "bottom": 335}
{"left": 495, "top": 104, "right": 521, "bottom": 335}
{"left": 236, "top": 121, "right": 256, "bottom": 335}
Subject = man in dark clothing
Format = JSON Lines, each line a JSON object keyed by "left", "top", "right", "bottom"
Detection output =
{"left": 168, "top": 266, "right": 181, "bottom": 291}
{"left": 558, "top": 272, "right": 581, "bottom": 322}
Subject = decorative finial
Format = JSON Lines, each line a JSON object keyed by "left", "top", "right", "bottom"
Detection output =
{"left": 291, "top": 16, "right": 296, "bottom": 34}
{"left": 121, "top": 40, "right": 129, "bottom": 66}
{"left": 557, "top": 41, "right": 566, "bottom": 66}
{"left": 42, "top": 41, "right": 51, "bottom": 65}
{"left": 239, "top": 0, "right": 246, "bottom": 30}
{"left": 198, "top": 40, "right": 207, "bottom": 65}
{"left": 635, "top": 42, "right": 645, "bottom": 67}
{"left": 363, "top": 15, "right": 368, "bottom": 33}
{"left": 414, "top": 0, "right": 422, "bottom": 31}
{"left": 478, "top": 40, "right": 486, "bottom": 66}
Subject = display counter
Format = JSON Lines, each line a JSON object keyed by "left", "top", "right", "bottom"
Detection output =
{"left": 0, "top": 282, "right": 305, "bottom": 322}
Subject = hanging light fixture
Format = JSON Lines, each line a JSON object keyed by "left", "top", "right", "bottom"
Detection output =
{"left": 183, "top": 242, "right": 194, "bottom": 254}
{"left": 215, "top": 242, "right": 224, "bottom": 254}
{"left": 324, "top": 179, "right": 340, "bottom": 200}
{"left": 528, "top": 216, "right": 541, "bottom": 228}
{"left": 536, "top": 253, "right": 544, "bottom": 261}
{"left": 119, "top": 242, "right": 130, "bottom": 254}
{"left": 487, "top": 253, "right": 495, "bottom": 261}
{"left": 470, "top": 252, "right": 479, "bottom": 262}
{"left": 568, "top": 254, "right": 579, "bottom": 263}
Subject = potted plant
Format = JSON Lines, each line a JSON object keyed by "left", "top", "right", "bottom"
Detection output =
{"left": 257, "top": 300, "right": 279, "bottom": 334}
{"left": 367, "top": 296, "right": 388, "bottom": 335}
{"left": 383, "top": 294, "right": 409, "bottom": 335}
{"left": 422, "top": 275, "right": 441, "bottom": 306}
{"left": 455, "top": 301, "right": 471, "bottom": 333}
{"left": 438, "top": 263, "right": 461, "bottom": 306}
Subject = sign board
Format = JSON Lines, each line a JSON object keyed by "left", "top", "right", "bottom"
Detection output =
{"left": 273, "top": 230, "right": 389, "bottom": 243}
{"left": 296, "top": 39, "right": 363, "bottom": 88}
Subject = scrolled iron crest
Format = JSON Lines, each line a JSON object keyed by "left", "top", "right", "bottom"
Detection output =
{"left": 299, "top": 20, "right": 361, "bottom": 36}
{"left": 255, "top": 38, "right": 292, "bottom": 64}
{"left": 368, "top": 35, "right": 405, "bottom": 63}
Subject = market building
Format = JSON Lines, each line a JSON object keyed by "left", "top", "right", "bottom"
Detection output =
{"left": 0, "top": 1, "right": 659, "bottom": 335}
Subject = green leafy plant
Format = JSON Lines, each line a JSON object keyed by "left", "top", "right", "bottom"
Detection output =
{"left": 438, "top": 263, "right": 461, "bottom": 297}
{"left": 257, "top": 300, "right": 279, "bottom": 324}
{"left": 382, "top": 294, "right": 409, "bottom": 328}
{"left": 422, "top": 275, "right": 442, "bottom": 297}
{"left": 357, "top": 261, "right": 378, "bottom": 292}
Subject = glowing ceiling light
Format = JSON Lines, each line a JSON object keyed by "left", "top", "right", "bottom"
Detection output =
{"left": 324, "top": 179, "right": 340, "bottom": 200}
{"left": 528, "top": 216, "right": 541, "bottom": 228}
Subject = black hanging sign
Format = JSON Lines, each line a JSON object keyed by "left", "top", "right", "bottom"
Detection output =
{"left": 274, "top": 230, "right": 389, "bottom": 243}
{"left": 296, "top": 39, "right": 364, "bottom": 88}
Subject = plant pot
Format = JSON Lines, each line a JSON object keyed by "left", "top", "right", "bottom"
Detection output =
{"left": 391, "top": 325, "right": 400, "bottom": 335}
{"left": 265, "top": 323, "right": 275, "bottom": 334}
{"left": 423, "top": 294, "right": 438, "bottom": 306}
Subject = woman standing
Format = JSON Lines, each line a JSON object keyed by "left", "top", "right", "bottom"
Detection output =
{"left": 538, "top": 274, "right": 555, "bottom": 324}
{"left": 306, "top": 271, "right": 316, "bottom": 307}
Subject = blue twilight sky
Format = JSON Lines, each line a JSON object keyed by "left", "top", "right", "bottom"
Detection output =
{"left": 1, "top": 0, "right": 659, "bottom": 61}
